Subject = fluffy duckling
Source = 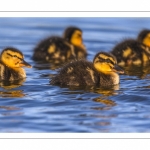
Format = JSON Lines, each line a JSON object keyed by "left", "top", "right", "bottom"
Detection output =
{"left": 111, "top": 29, "right": 150, "bottom": 67}
{"left": 32, "top": 26, "right": 87, "bottom": 64}
{"left": 63, "top": 26, "right": 87, "bottom": 59}
{"left": 50, "top": 52, "right": 124, "bottom": 87}
{"left": 0, "top": 47, "right": 32, "bottom": 81}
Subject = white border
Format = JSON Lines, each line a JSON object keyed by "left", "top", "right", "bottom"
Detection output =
{"left": 0, "top": 0, "right": 149, "bottom": 12}
{"left": 0, "top": 12, "right": 150, "bottom": 17}
{"left": 0, "top": 133, "right": 149, "bottom": 138}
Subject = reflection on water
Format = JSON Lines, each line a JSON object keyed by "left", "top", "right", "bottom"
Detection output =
{"left": 33, "top": 61, "right": 66, "bottom": 70}
{"left": 0, "top": 78, "right": 26, "bottom": 90}
{"left": 0, "top": 79, "right": 26, "bottom": 97}
{"left": 123, "top": 65, "right": 150, "bottom": 79}
{"left": 54, "top": 83, "right": 120, "bottom": 94}
{"left": 93, "top": 97, "right": 116, "bottom": 106}
{"left": 1, "top": 111, "right": 23, "bottom": 117}
{"left": 92, "top": 86, "right": 117, "bottom": 110}
{"left": 0, "top": 105, "right": 23, "bottom": 122}
{"left": 0, "top": 90, "right": 25, "bottom": 98}
{"left": 0, "top": 105, "right": 21, "bottom": 110}
{"left": 92, "top": 85, "right": 118, "bottom": 106}
{"left": 94, "top": 84, "right": 120, "bottom": 95}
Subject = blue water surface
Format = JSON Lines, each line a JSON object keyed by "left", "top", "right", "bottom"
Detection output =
{"left": 0, "top": 17, "right": 150, "bottom": 132}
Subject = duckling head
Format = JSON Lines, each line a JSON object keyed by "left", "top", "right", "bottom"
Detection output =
{"left": 0, "top": 47, "right": 32, "bottom": 69}
{"left": 93, "top": 52, "right": 124, "bottom": 75}
{"left": 63, "top": 26, "right": 85, "bottom": 49}
{"left": 137, "top": 29, "right": 150, "bottom": 47}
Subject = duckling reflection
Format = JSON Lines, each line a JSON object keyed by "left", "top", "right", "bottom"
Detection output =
{"left": 0, "top": 105, "right": 23, "bottom": 117}
{"left": 33, "top": 61, "right": 65, "bottom": 70}
{"left": 0, "top": 105, "right": 21, "bottom": 110}
{"left": 93, "top": 96, "right": 116, "bottom": 106}
{"left": 0, "top": 78, "right": 26, "bottom": 90}
{"left": 93, "top": 84, "right": 120, "bottom": 95}
{"left": 92, "top": 85, "right": 118, "bottom": 107}
{"left": 123, "top": 65, "right": 150, "bottom": 79}
{"left": 111, "top": 29, "right": 150, "bottom": 67}
{"left": 0, "top": 90, "right": 25, "bottom": 98}
{"left": 0, "top": 79, "right": 26, "bottom": 97}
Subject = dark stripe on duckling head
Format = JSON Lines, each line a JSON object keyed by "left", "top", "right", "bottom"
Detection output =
{"left": 93, "top": 52, "right": 117, "bottom": 65}
{"left": 6, "top": 52, "right": 23, "bottom": 61}
{"left": 1, "top": 47, "right": 23, "bottom": 57}
{"left": 63, "top": 26, "right": 82, "bottom": 42}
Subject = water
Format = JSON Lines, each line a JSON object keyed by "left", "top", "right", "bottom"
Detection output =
{"left": 0, "top": 17, "right": 150, "bottom": 132}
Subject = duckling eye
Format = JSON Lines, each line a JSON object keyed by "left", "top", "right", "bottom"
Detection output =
{"left": 13, "top": 55, "right": 17, "bottom": 58}
{"left": 98, "top": 56, "right": 103, "bottom": 61}
{"left": 105, "top": 59, "right": 111, "bottom": 63}
{"left": 77, "top": 34, "right": 81, "bottom": 38}
{"left": 75, "top": 33, "right": 82, "bottom": 39}
{"left": 105, "top": 59, "right": 115, "bottom": 65}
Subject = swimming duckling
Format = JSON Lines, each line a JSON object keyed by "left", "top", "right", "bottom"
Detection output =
{"left": 63, "top": 26, "right": 87, "bottom": 59}
{"left": 111, "top": 29, "right": 150, "bottom": 67}
{"left": 32, "top": 26, "right": 87, "bottom": 64}
{"left": 50, "top": 52, "right": 124, "bottom": 87}
{"left": 0, "top": 47, "right": 32, "bottom": 81}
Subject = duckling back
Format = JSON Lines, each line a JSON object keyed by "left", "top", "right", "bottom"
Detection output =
{"left": 111, "top": 39, "right": 149, "bottom": 66}
{"left": 50, "top": 60, "right": 99, "bottom": 86}
{"left": 32, "top": 36, "right": 75, "bottom": 63}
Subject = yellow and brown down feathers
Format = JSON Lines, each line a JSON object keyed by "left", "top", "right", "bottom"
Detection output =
{"left": 32, "top": 26, "right": 87, "bottom": 64}
{"left": 50, "top": 52, "right": 124, "bottom": 87}
{"left": 0, "top": 47, "right": 31, "bottom": 81}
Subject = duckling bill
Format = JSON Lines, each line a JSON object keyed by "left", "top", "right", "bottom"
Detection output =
{"left": 50, "top": 52, "right": 124, "bottom": 87}
{"left": 0, "top": 47, "right": 32, "bottom": 81}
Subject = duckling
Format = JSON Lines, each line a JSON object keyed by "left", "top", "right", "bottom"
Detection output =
{"left": 0, "top": 47, "right": 32, "bottom": 81}
{"left": 50, "top": 52, "right": 124, "bottom": 87}
{"left": 63, "top": 26, "right": 87, "bottom": 59}
{"left": 111, "top": 39, "right": 145, "bottom": 66}
{"left": 111, "top": 29, "right": 150, "bottom": 67}
{"left": 32, "top": 26, "right": 87, "bottom": 64}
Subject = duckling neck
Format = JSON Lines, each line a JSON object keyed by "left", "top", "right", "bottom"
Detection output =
{"left": 11, "top": 67, "right": 26, "bottom": 78}
{"left": 5, "top": 66, "right": 26, "bottom": 80}
{"left": 74, "top": 45, "right": 87, "bottom": 59}
{"left": 100, "top": 72, "right": 119, "bottom": 86}
{"left": 141, "top": 44, "right": 150, "bottom": 54}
